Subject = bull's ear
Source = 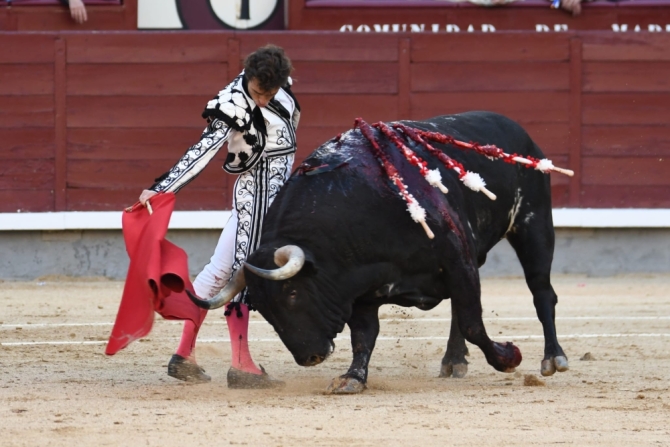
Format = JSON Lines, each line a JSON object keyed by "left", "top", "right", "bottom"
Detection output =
{"left": 301, "top": 250, "right": 319, "bottom": 277}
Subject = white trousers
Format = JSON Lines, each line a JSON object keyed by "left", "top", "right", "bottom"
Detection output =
{"left": 192, "top": 210, "right": 238, "bottom": 299}
{"left": 192, "top": 154, "right": 294, "bottom": 301}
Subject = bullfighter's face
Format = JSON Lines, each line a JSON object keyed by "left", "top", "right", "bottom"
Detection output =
{"left": 247, "top": 77, "right": 279, "bottom": 109}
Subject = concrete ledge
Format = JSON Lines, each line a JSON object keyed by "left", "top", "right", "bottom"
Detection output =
{"left": 1, "top": 209, "right": 669, "bottom": 230}
{"left": 0, "top": 211, "right": 232, "bottom": 230}
{"left": 1, "top": 227, "right": 668, "bottom": 279}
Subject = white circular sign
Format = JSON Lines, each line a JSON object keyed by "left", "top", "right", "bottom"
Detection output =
{"left": 209, "top": 0, "right": 280, "bottom": 30}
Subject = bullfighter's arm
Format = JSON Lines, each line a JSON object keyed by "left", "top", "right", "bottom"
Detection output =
{"left": 149, "top": 118, "right": 232, "bottom": 193}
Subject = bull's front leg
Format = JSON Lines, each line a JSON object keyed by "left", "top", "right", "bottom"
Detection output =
{"left": 450, "top": 264, "right": 523, "bottom": 373}
{"left": 326, "top": 303, "right": 380, "bottom": 395}
{"left": 440, "top": 303, "right": 469, "bottom": 378}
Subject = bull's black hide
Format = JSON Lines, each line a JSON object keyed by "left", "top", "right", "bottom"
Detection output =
{"left": 246, "top": 111, "right": 568, "bottom": 392}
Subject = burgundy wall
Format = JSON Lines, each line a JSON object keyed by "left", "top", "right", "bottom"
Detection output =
{"left": 1, "top": 31, "right": 669, "bottom": 212}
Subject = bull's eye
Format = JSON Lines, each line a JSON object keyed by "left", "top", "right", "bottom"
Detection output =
{"left": 288, "top": 290, "right": 298, "bottom": 306}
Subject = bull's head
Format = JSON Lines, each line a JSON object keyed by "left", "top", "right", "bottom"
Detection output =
{"left": 187, "top": 245, "right": 345, "bottom": 367}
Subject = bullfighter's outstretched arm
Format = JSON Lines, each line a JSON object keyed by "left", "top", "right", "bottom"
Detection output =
{"left": 149, "top": 118, "right": 232, "bottom": 193}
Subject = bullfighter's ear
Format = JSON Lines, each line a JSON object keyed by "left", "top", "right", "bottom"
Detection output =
{"left": 301, "top": 250, "right": 319, "bottom": 277}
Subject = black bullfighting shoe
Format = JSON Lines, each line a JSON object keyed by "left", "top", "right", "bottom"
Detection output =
{"left": 227, "top": 365, "right": 285, "bottom": 389}
{"left": 167, "top": 354, "right": 211, "bottom": 383}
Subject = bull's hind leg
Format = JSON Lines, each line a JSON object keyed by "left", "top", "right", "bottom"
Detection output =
{"left": 439, "top": 304, "right": 469, "bottom": 378}
{"left": 326, "top": 303, "right": 380, "bottom": 395}
{"left": 506, "top": 207, "right": 568, "bottom": 376}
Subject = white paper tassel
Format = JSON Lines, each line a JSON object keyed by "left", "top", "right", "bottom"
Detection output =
{"left": 407, "top": 199, "right": 426, "bottom": 222}
{"left": 425, "top": 169, "right": 449, "bottom": 194}
{"left": 461, "top": 172, "right": 497, "bottom": 200}
{"left": 407, "top": 199, "right": 434, "bottom": 239}
{"left": 535, "top": 158, "right": 555, "bottom": 173}
{"left": 461, "top": 172, "right": 485, "bottom": 191}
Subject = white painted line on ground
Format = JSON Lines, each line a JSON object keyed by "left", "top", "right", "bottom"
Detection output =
{"left": 2, "top": 209, "right": 669, "bottom": 230}
{"left": 2, "top": 333, "right": 669, "bottom": 347}
{"left": 2, "top": 316, "right": 669, "bottom": 330}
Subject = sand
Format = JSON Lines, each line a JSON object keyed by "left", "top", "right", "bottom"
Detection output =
{"left": 1, "top": 275, "right": 669, "bottom": 446}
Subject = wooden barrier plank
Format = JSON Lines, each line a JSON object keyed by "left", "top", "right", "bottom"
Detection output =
{"left": 583, "top": 125, "right": 670, "bottom": 157}
{"left": 67, "top": 188, "right": 232, "bottom": 211}
{"left": 67, "top": 96, "right": 207, "bottom": 128}
{"left": 0, "top": 159, "right": 54, "bottom": 189}
{"left": 0, "top": 190, "right": 54, "bottom": 213}
{"left": 54, "top": 37, "right": 67, "bottom": 211}
{"left": 296, "top": 126, "right": 347, "bottom": 153}
{"left": 10, "top": 6, "right": 128, "bottom": 31}
{"left": 66, "top": 63, "right": 228, "bottom": 96}
{"left": 523, "top": 123, "right": 570, "bottom": 156}
{"left": 583, "top": 93, "right": 670, "bottom": 125}
{"left": 0, "top": 95, "right": 54, "bottom": 128}
{"left": 410, "top": 92, "right": 569, "bottom": 123}
{"left": 584, "top": 62, "right": 670, "bottom": 92}
{"left": 580, "top": 185, "right": 670, "bottom": 208}
{"left": 568, "top": 37, "right": 582, "bottom": 207}
{"left": 583, "top": 35, "right": 670, "bottom": 62}
{"left": 582, "top": 157, "right": 669, "bottom": 186}
{"left": 551, "top": 185, "right": 569, "bottom": 208}
{"left": 67, "top": 128, "right": 210, "bottom": 160}
{"left": 0, "top": 129, "right": 55, "bottom": 159}
{"left": 237, "top": 33, "right": 399, "bottom": 62}
{"left": 0, "top": 34, "right": 55, "bottom": 63}
{"left": 0, "top": 64, "right": 54, "bottom": 95}
{"left": 411, "top": 34, "right": 570, "bottom": 63}
{"left": 67, "top": 159, "right": 230, "bottom": 189}
{"left": 298, "top": 95, "right": 399, "bottom": 127}
{"left": 411, "top": 62, "right": 569, "bottom": 92}
{"left": 291, "top": 61, "right": 398, "bottom": 94}
{"left": 66, "top": 33, "right": 231, "bottom": 64}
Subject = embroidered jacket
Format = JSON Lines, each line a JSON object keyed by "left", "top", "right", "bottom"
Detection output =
{"left": 150, "top": 72, "right": 300, "bottom": 193}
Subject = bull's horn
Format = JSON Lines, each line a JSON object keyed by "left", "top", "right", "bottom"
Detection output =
{"left": 186, "top": 268, "right": 246, "bottom": 310}
{"left": 244, "top": 245, "right": 305, "bottom": 281}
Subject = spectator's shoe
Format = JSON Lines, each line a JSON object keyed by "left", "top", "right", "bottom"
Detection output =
{"left": 167, "top": 354, "right": 211, "bottom": 383}
{"left": 227, "top": 365, "right": 285, "bottom": 389}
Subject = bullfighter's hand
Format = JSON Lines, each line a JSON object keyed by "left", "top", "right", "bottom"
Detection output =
{"left": 139, "top": 190, "right": 158, "bottom": 207}
{"left": 69, "top": 0, "right": 88, "bottom": 24}
{"left": 560, "top": 0, "right": 581, "bottom": 16}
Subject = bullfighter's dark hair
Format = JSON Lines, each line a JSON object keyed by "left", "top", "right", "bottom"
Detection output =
{"left": 244, "top": 45, "right": 293, "bottom": 92}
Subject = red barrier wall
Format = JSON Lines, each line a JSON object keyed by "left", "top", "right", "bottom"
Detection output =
{"left": 1, "top": 31, "right": 669, "bottom": 212}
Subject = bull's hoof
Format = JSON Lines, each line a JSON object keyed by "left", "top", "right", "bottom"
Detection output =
{"left": 439, "top": 363, "right": 468, "bottom": 378}
{"left": 325, "top": 376, "right": 366, "bottom": 394}
{"left": 541, "top": 356, "right": 569, "bottom": 377}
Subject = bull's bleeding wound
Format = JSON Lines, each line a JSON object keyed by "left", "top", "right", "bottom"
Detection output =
{"left": 373, "top": 122, "right": 449, "bottom": 194}
{"left": 355, "top": 118, "right": 435, "bottom": 239}
{"left": 394, "top": 124, "right": 497, "bottom": 200}
{"left": 355, "top": 118, "right": 572, "bottom": 239}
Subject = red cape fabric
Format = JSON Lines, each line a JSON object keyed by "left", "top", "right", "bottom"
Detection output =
{"left": 106, "top": 193, "right": 201, "bottom": 355}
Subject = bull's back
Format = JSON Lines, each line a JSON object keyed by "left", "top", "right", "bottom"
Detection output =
{"left": 402, "top": 111, "right": 552, "bottom": 257}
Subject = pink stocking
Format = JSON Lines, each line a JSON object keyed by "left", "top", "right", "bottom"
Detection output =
{"left": 227, "top": 303, "right": 262, "bottom": 374}
{"left": 175, "top": 308, "right": 208, "bottom": 361}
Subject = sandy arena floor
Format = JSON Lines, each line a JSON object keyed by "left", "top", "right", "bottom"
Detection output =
{"left": 1, "top": 275, "right": 669, "bottom": 446}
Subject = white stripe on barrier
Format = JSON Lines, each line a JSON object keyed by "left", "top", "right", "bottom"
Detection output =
{"left": 1, "top": 208, "right": 669, "bottom": 230}
{"left": 2, "top": 333, "right": 669, "bottom": 347}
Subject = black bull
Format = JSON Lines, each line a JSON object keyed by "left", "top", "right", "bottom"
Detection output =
{"left": 192, "top": 111, "right": 569, "bottom": 393}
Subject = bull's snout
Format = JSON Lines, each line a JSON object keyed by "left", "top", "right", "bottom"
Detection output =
{"left": 296, "top": 340, "right": 335, "bottom": 367}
